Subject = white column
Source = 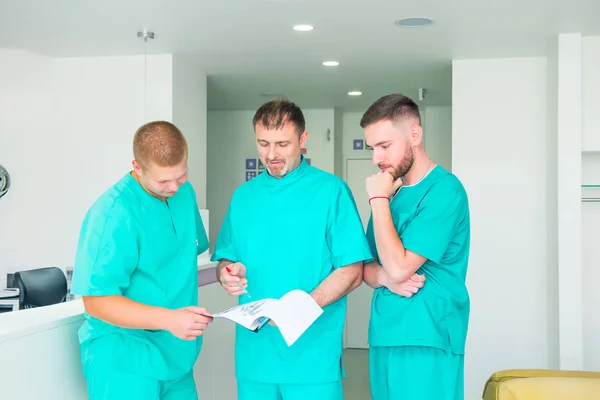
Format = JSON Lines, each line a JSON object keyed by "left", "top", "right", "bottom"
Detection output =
{"left": 557, "top": 32, "right": 584, "bottom": 370}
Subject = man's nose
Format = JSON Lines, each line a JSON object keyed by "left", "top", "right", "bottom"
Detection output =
{"left": 372, "top": 149, "right": 383, "bottom": 165}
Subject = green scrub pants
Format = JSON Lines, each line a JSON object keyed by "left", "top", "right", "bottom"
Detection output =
{"left": 237, "top": 379, "right": 343, "bottom": 400}
{"left": 369, "top": 346, "right": 464, "bottom": 400}
{"left": 81, "top": 335, "right": 197, "bottom": 400}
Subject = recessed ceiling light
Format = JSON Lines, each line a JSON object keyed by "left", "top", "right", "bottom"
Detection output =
{"left": 293, "top": 24, "right": 314, "bottom": 32}
{"left": 394, "top": 17, "right": 434, "bottom": 28}
{"left": 322, "top": 61, "right": 340, "bottom": 67}
{"left": 348, "top": 91, "right": 362, "bottom": 96}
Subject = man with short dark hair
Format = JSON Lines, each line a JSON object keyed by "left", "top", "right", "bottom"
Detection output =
{"left": 212, "top": 99, "right": 373, "bottom": 400}
{"left": 361, "top": 93, "right": 471, "bottom": 400}
{"left": 71, "top": 121, "right": 212, "bottom": 400}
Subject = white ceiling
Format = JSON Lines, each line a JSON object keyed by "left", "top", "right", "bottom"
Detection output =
{"left": 1, "top": 0, "right": 598, "bottom": 111}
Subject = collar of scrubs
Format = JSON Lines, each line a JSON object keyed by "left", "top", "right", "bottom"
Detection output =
{"left": 125, "top": 172, "right": 178, "bottom": 204}
{"left": 262, "top": 155, "right": 309, "bottom": 187}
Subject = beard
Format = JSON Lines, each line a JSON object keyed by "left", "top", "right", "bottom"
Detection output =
{"left": 265, "top": 156, "right": 301, "bottom": 178}
{"left": 379, "top": 145, "right": 414, "bottom": 180}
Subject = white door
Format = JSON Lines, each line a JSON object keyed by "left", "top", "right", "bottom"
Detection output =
{"left": 344, "top": 158, "right": 380, "bottom": 349}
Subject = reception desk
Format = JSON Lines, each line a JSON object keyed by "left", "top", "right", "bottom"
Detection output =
{"left": 0, "top": 258, "right": 238, "bottom": 400}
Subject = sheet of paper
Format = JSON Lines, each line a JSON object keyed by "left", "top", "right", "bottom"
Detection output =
{"left": 268, "top": 290, "right": 324, "bottom": 346}
{"left": 212, "top": 299, "right": 273, "bottom": 331}
{"left": 211, "top": 289, "right": 323, "bottom": 346}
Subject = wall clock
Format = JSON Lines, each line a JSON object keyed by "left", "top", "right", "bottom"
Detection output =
{"left": 0, "top": 165, "right": 10, "bottom": 199}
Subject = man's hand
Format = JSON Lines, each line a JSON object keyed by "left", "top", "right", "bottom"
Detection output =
{"left": 378, "top": 268, "right": 425, "bottom": 298}
{"left": 218, "top": 262, "right": 248, "bottom": 296}
{"left": 366, "top": 171, "right": 403, "bottom": 199}
{"left": 166, "top": 306, "right": 213, "bottom": 340}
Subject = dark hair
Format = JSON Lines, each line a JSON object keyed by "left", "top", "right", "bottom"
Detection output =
{"left": 360, "top": 93, "right": 421, "bottom": 128}
{"left": 252, "top": 98, "right": 306, "bottom": 136}
{"left": 133, "top": 121, "right": 188, "bottom": 168}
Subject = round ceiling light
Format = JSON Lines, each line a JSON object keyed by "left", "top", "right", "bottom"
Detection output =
{"left": 394, "top": 17, "right": 434, "bottom": 28}
{"left": 348, "top": 91, "right": 362, "bottom": 96}
{"left": 322, "top": 61, "right": 339, "bottom": 67}
{"left": 293, "top": 24, "right": 314, "bottom": 31}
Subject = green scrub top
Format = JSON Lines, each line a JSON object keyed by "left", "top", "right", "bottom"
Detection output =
{"left": 71, "top": 173, "right": 209, "bottom": 381}
{"left": 211, "top": 156, "right": 373, "bottom": 384}
{"left": 366, "top": 165, "right": 470, "bottom": 355}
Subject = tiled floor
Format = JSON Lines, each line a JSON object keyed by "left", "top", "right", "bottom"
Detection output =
{"left": 342, "top": 349, "right": 372, "bottom": 400}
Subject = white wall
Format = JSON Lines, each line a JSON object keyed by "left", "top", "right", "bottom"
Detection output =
{"left": 453, "top": 57, "right": 551, "bottom": 400}
{"left": 333, "top": 108, "right": 344, "bottom": 178}
{"left": 545, "top": 35, "right": 560, "bottom": 370}
{"left": 0, "top": 50, "right": 174, "bottom": 287}
{"left": 556, "top": 33, "right": 584, "bottom": 371}
{"left": 581, "top": 35, "right": 600, "bottom": 372}
{"left": 423, "top": 106, "right": 452, "bottom": 172}
{"left": 582, "top": 36, "right": 600, "bottom": 152}
{"left": 452, "top": 34, "right": 600, "bottom": 397}
{"left": 173, "top": 55, "right": 208, "bottom": 208}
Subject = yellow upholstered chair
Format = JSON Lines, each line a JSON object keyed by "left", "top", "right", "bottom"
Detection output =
{"left": 482, "top": 369, "right": 600, "bottom": 400}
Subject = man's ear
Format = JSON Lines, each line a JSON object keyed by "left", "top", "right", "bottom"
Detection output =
{"left": 132, "top": 159, "right": 143, "bottom": 175}
{"left": 409, "top": 124, "right": 423, "bottom": 147}
{"left": 299, "top": 130, "right": 309, "bottom": 149}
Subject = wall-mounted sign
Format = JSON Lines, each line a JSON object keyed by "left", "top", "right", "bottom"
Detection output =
{"left": 246, "top": 159, "right": 257, "bottom": 169}
{"left": 353, "top": 139, "right": 364, "bottom": 150}
{"left": 246, "top": 171, "right": 257, "bottom": 181}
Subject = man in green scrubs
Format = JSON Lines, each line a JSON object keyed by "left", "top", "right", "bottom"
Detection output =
{"left": 360, "top": 94, "right": 471, "bottom": 400}
{"left": 71, "top": 121, "right": 213, "bottom": 400}
{"left": 211, "top": 99, "right": 373, "bottom": 400}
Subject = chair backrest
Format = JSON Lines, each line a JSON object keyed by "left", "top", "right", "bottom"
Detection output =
{"left": 15, "top": 267, "right": 68, "bottom": 309}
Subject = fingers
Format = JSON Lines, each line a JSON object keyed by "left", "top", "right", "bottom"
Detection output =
{"left": 184, "top": 329, "right": 204, "bottom": 339}
{"left": 188, "top": 307, "right": 212, "bottom": 317}
{"left": 226, "top": 263, "right": 240, "bottom": 276}
{"left": 392, "top": 178, "right": 403, "bottom": 191}
{"left": 226, "top": 287, "right": 244, "bottom": 296}
{"left": 191, "top": 322, "right": 209, "bottom": 330}
{"left": 409, "top": 273, "right": 426, "bottom": 282}
{"left": 221, "top": 273, "right": 248, "bottom": 287}
{"left": 221, "top": 270, "right": 240, "bottom": 284}
{"left": 226, "top": 262, "right": 246, "bottom": 277}
{"left": 406, "top": 280, "right": 424, "bottom": 289}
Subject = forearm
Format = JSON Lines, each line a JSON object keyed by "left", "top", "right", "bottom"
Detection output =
{"left": 82, "top": 295, "right": 172, "bottom": 331}
{"left": 311, "top": 262, "right": 363, "bottom": 308}
{"left": 363, "top": 261, "right": 383, "bottom": 289}
{"left": 370, "top": 199, "right": 413, "bottom": 283}
{"left": 216, "top": 259, "right": 234, "bottom": 284}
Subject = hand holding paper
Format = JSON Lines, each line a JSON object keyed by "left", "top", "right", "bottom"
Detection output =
{"left": 211, "top": 290, "right": 323, "bottom": 346}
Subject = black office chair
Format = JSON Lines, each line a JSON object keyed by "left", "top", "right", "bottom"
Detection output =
{"left": 14, "top": 267, "right": 68, "bottom": 309}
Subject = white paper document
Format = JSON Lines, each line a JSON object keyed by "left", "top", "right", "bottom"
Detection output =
{"left": 212, "top": 289, "right": 323, "bottom": 346}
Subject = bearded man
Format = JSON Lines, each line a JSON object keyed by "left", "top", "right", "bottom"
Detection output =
{"left": 360, "top": 93, "right": 471, "bottom": 400}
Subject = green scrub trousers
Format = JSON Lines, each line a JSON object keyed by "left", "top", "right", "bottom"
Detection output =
{"left": 237, "top": 380, "right": 343, "bottom": 400}
{"left": 369, "top": 346, "right": 464, "bottom": 400}
{"left": 82, "top": 334, "right": 198, "bottom": 400}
